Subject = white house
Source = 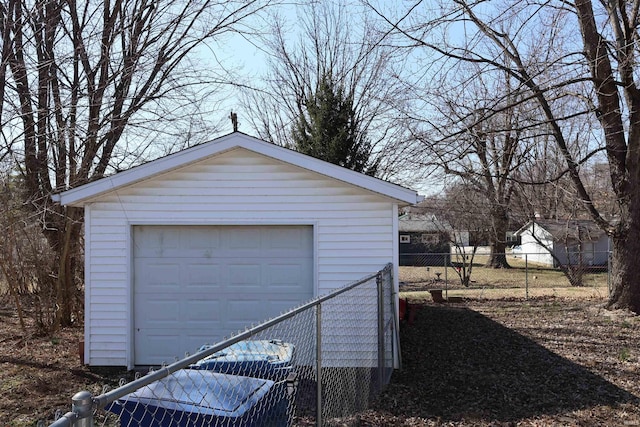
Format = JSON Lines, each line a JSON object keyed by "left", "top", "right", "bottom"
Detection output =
{"left": 52, "top": 132, "right": 420, "bottom": 368}
{"left": 515, "top": 219, "right": 610, "bottom": 267}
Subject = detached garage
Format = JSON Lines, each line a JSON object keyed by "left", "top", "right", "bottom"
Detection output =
{"left": 53, "top": 132, "right": 420, "bottom": 368}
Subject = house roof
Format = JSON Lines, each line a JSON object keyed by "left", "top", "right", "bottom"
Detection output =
{"left": 52, "top": 132, "right": 421, "bottom": 207}
{"left": 399, "top": 213, "right": 452, "bottom": 233}
{"left": 515, "top": 219, "right": 606, "bottom": 242}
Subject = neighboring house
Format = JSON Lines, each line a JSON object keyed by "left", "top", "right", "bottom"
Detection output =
{"left": 515, "top": 219, "right": 610, "bottom": 267}
{"left": 52, "top": 132, "right": 420, "bottom": 368}
{"left": 398, "top": 212, "right": 452, "bottom": 265}
{"left": 505, "top": 231, "right": 521, "bottom": 247}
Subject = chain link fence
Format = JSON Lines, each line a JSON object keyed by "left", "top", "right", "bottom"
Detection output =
{"left": 50, "top": 264, "right": 397, "bottom": 427}
{"left": 399, "top": 251, "right": 611, "bottom": 299}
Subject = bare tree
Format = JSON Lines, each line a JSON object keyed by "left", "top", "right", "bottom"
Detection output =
{"left": 414, "top": 189, "right": 491, "bottom": 287}
{"left": 0, "top": 167, "right": 58, "bottom": 333}
{"left": 510, "top": 135, "right": 575, "bottom": 222}
{"left": 242, "top": 0, "right": 418, "bottom": 183}
{"left": 369, "top": 1, "right": 640, "bottom": 312}
{"left": 410, "top": 63, "right": 541, "bottom": 268}
{"left": 0, "top": 0, "right": 278, "bottom": 329}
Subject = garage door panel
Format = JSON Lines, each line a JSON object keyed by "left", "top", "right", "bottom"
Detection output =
{"left": 184, "top": 334, "right": 218, "bottom": 353}
{"left": 266, "top": 262, "right": 311, "bottom": 287}
{"left": 137, "top": 299, "right": 179, "bottom": 325}
{"left": 226, "top": 299, "right": 264, "bottom": 319}
{"left": 133, "top": 225, "right": 313, "bottom": 365}
{"left": 135, "top": 261, "right": 223, "bottom": 292}
{"left": 184, "top": 299, "right": 223, "bottom": 323}
{"left": 140, "top": 334, "right": 179, "bottom": 364}
{"left": 227, "top": 228, "right": 259, "bottom": 249}
{"left": 227, "top": 264, "right": 261, "bottom": 286}
{"left": 225, "top": 321, "right": 258, "bottom": 335}
{"left": 134, "top": 227, "right": 181, "bottom": 258}
{"left": 134, "top": 262, "right": 180, "bottom": 291}
{"left": 137, "top": 299, "right": 223, "bottom": 323}
{"left": 181, "top": 228, "right": 221, "bottom": 252}
{"left": 185, "top": 264, "right": 222, "bottom": 290}
{"left": 141, "top": 331, "right": 221, "bottom": 364}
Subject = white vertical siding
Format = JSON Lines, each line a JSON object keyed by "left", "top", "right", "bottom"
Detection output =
{"left": 83, "top": 205, "right": 91, "bottom": 365}
{"left": 520, "top": 226, "right": 555, "bottom": 266}
{"left": 85, "top": 148, "right": 397, "bottom": 366}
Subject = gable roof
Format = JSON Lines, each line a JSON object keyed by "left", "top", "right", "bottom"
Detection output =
{"left": 52, "top": 132, "right": 420, "bottom": 207}
{"left": 399, "top": 213, "right": 452, "bottom": 233}
{"left": 515, "top": 219, "right": 607, "bottom": 242}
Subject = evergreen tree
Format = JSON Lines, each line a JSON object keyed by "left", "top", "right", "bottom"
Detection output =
{"left": 292, "top": 73, "right": 377, "bottom": 175}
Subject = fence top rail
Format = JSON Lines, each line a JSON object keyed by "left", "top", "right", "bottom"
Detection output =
{"left": 92, "top": 262, "right": 393, "bottom": 410}
{"left": 400, "top": 251, "right": 612, "bottom": 256}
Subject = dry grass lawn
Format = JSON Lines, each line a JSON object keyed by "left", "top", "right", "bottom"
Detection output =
{"left": 401, "top": 260, "right": 608, "bottom": 286}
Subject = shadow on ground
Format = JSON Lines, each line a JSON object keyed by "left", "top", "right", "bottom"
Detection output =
{"left": 375, "top": 303, "right": 639, "bottom": 423}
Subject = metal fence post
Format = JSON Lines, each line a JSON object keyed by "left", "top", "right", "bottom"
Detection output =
{"left": 388, "top": 265, "right": 402, "bottom": 371}
{"left": 444, "top": 254, "right": 448, "bottom": 299}
{"left": 72, "top": 391, "right": 94, "bottom": 427}
{"left": 49, "top": 391, "right": 94, "bottom": 427}
{"left": 525, "top": 253, "right": 529, "bottom": 300}
{"left": 316, "top": 303, "right": 322, "bottom": 427}
{"left": 377, "top": 271, "right": 384, "bottom": 392}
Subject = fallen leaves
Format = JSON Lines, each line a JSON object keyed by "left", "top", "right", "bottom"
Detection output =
{"left": 366, "top": 298, "right": 640, "bottom": 426}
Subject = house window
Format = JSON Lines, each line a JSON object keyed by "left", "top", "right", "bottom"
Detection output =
{"left": 400, "top": 235, "right": 410, "bottom": 243}
{"left": 421, "top": 233, "right": 438, "bottom": 244}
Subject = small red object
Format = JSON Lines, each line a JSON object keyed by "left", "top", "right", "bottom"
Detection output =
{"left": 399, "top": 298, "right": 407, "bottom": 321}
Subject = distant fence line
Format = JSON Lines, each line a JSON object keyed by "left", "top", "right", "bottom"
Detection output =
{"left": 49, "top": 264, "right": 397, "bottom": 427}
{"left": 399, "top": 252, "right": 612, "bottom": 299}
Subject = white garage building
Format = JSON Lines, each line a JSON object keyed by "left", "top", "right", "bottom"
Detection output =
{"left": 53, "top": 133, "right": 420, "bottom": 368}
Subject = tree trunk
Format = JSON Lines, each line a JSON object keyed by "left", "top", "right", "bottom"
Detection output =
{"left": 44, "top": 206, "right": 83, "bottom": 329}
{"left": 608, "top": 220, "right": 640, "bottom": 312}
{"left": 559, "top": 265, "right": 585, "bottom": 287}
{"left": 486, "top": 249, "right": 510, "bottom": 269}
{"left": 485, "top": 207, "right": 511, "bottom": 269}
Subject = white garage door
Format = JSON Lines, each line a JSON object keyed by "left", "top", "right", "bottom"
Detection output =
{"left": 133, "top": 225, "right": 314, "bottom": 365}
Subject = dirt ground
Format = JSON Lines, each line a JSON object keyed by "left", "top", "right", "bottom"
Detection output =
{"left": 2, "top": 294, "right": 640, "bottom": 426}
{"left": 363, "top": 295, "right": 640, "bottom": 426}
{"left": 0, "top": 301, "right": 128, "bottom": 426}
